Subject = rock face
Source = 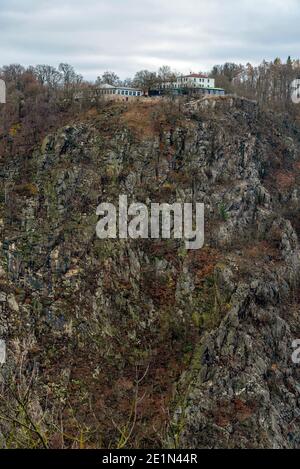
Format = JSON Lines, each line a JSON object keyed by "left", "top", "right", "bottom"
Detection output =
{"left": 1, "top": 96, "right": 300, "bottom": 448}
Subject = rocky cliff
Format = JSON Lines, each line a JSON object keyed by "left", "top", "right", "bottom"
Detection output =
{"left": 1, "top": 96, "right": 300, "bottom": 448}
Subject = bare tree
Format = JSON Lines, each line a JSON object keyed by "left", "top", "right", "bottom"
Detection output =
{"left": 133, "top": 70, "right": 158, "bottom": 93}
{"left": 96, "top": 71, "right": 120, "bottom": 86}
{"left": 33, "top": 65, "right": 61, "bottom": 89}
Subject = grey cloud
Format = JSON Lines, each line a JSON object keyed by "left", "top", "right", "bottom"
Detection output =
{"left": 0, "top": 0, "right": 300, "bottom": 80}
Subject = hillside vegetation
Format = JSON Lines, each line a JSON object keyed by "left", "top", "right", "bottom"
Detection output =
{"left": 1, "top": 62, "right": 300, "bottom": 448}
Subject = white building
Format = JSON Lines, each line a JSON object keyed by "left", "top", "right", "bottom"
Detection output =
{"left": 160, "top": 73, "right": 215, "bottom": 90}
{"left": 97, "top": 83, "right": 143, "bottom": 99}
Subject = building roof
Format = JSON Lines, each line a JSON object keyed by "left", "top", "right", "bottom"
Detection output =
{"left": 181, "top": 73, "right": 209, "bottom": 79}
{"left": 98, "top": 83, "right": 142, "bottom": 91}
{"left": 99, "top": 83, "right": 116, "bottom": 88}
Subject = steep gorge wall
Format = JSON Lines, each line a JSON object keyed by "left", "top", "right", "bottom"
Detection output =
{"left": 1, "top": 97, "right": 300, "bottom": 448}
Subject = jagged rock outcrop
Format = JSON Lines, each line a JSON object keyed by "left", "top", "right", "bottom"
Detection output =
{"left": 1, "top": 96, "right": 300, "bottom": 448}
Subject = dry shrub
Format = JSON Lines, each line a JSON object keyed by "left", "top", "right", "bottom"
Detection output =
{"left": 243, "top": 240, "right": 280, "bottom": 260}
{"left": 142, "top": 268, "right": 177, "bottom": 308}
{"left": 120, "top": 101, "right": 161, "bottom": 139}
{"left": 275, "top": 170, "right": 295, "bottom": 190}
{"left": 14, "top": 183, "right": 39, "bottom": 197}
{"left": 187, "top": 247, "right": 219, "bottom": 286}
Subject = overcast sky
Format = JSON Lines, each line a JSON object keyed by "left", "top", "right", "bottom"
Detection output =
{"left": 0, "top": 0, "right": 300, "bottom": 80}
